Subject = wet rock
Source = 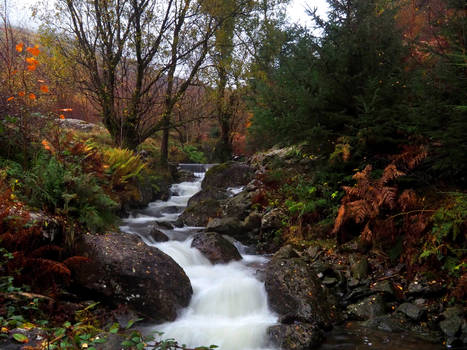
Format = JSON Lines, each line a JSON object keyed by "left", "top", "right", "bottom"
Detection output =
{"left": 72, "top": 232, "right": 192, "bottom": 321}
{"left": 346, "top": 294, "right": 386, "bottom": 320}
{"left": 264, "top": 257, "right": 334, "bottom": 328}
{"left": 362, "top": 314, "right": 409, "bottom": 333}
{"left": 177, "top": 169, "right": 196, "bottom": 182}
{"left": 160, "top": 206, "right": 183, "bottom": 214}
{"left": 155, "top": 221, "right": 174, "bottom": 230}
{"left": 461, "top": 321, "right": 467, "bottom": 344}
{"left": 268, "top": 322, "right": 324, "bottom": 350}
{"left": 148, "top": 227, "right": 169, "bottom": 242}
{"left": 179, "top": 185, "right": 229, "bottom": 226}
{"left": 179, "top": 197, "right": 224, "bottom": 227}
{"left": 245, "top": 179, "right": 262, "bottom": 192}
{"left": 396, "top": 302, "right": 424, "bottom": 321}
{"left": 439, "top": 317, "right": 462, "bottom": 338}
{"left": 441, "top": 306, "right": 464, "bottom": 319}
{"left": 311, "top": 261, "right": 333, "bottom": 275}
{"left": 351, "top": 258, "right": 369, "bottom": 280}
{"left": 261, "top": 208, "right": 285, "bottom": 231}
{"left": 407, "top": 279, "right": 445, "bottom": 296}
{"left": 370, "top": 280, "right": 395, "bottom": 297}
{"left": 343, "top": 285, "right": 373, "bottom": 303}
{"left": 306, "top": 246, "right": 320, "bottom": 261}
{"left": 273, "top": 245, "right": 299, "bottom": 260}
{"left": 323, "top": 277, "right": 338, "bottom": 286}
{"left": 202, "top": 162, "right": 254, "bottom": 190}
{"left": 348, "top": 278, "right": 360, "bottom": 288}
{"left": 223, "top": 190, "right": 253, "bottom": 219}
{"left": 414, "top": 298, "right": 426, "bottom": 306}
{"left": 242, "top": 211, "right": 262, "bottom": 232}
{"left": 206, "top": 217, "right": 244, "bottom": 237}
{"left": 191, "top": 232, "right": 242, "bottom": 264}
{"left": 124, "top": 178, "right": 171, "bottom": 212}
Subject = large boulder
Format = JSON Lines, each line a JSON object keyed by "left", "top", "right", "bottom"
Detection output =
{"left": 264, "top": 255, "right": 335, "bottom": 329}
{"left": 191, "top": 232, "right": 242, "bottom": 264}
{"left": 121, "top": 175, "right": 171, "bottom": 213}
{"left": 223, "top": 190, "right": 254, "bottom": 219}
{"left": 179, "top": 162, "right": 254, "bottom": 227}
{"left": 178, "top": 188, "right": 228, "bottom": 226}
{"left": 71, "top": 232, "right": 192, "bottom": 322}
{"left": 205, "top": 191, "right": 260, "bottom": 243}
{"left": 206, "top": 217, "right": 244, "bottom": 237}
{"left": 268, "top": 323, "right": 323, "bottom": 350}
{"left": 202, "top": 162, "right": 254, "bottom": 190}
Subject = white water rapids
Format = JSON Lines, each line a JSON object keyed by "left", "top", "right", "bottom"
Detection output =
{"left": 120, "top": 166, "right": 278, "bottom": 350}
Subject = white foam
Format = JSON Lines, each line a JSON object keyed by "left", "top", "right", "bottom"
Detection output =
{"left": 121, "top": 166, "right": 278, "bottom": 350}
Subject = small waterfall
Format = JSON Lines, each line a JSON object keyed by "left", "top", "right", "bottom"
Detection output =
{"left": 121, "top": 164, "right": 277, "bottom": 350}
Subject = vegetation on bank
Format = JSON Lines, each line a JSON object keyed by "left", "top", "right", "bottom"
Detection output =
{"left": 244, "top": 0, "right": 466, "bottom": 304}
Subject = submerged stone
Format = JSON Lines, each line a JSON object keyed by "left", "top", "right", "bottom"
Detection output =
{"left": 191, "top": 231, "right": 242, "bottom": 264}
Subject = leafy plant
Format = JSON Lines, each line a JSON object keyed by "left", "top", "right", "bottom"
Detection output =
{"left": 181, "top": 145, "right": 206, "bottom": 164}
{"left": 420, "top": 192, "right": 467, "bottom": 276}
{"left": 103, "top": 147, "right": 146, "bottom": 188}
{"left": 332, "top": 145, "right": 428, "bottom": 245}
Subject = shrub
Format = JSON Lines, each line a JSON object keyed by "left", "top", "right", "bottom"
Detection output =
{"left": 420, "top": 192, "right": 467, "bottom": 277}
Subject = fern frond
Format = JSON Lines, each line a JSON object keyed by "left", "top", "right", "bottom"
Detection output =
{"left": 381, "top": 164, "right": 405, "bottom": 184}
{"left": 398, "top": 189, "right": 418, "bottom": 211}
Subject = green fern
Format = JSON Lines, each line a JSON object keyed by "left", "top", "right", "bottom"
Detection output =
{"left": 104, "top": 148, "right": 146, "bottom": 187}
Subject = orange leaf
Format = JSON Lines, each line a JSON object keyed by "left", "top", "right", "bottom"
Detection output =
{"left": 27, "top": 65, "right": 36, "bottom": 71}
{"left": 7, "top": 96, "right": 15, "bottom": 102}
{"left": 12, "top": 70, "right": 18, "bottom": 75}
{"left": 59, "top": 114, "right": 65, "bottom": 119}
{"left": 41, "top": 139, "right": 51, "bottom": 151}
{"left": 29, "top": 93, "right": 36, "bottom": 100}
{"left": 18, "top": 91, "right": 25, "bottom": 97}
{"left": 26, "top": 45, "right": 40, "bottom": 56}
{"left": 40, "top": 85, "right": 49, "bottom": 93}
{"left": 59, "top": 108, "right": 73, "bottom": 112}
{"left": 26, "top": 57, "right": 39, "bottom": 65}
{"left": 15, "top": 43, "right": 24, "bottom": 52}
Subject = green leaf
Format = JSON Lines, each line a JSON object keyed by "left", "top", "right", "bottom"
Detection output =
{"left": 109, "top": 323, "right": 119, "bottom": 334}
{"left": 121, "top": 340, "right": 134, "bottom": 347}
{"left": 13, "top": 333, "right": 28, "bottom": 343}
{"left": 125, "top": 317, "right": 143, "bottom": 329}
{"left": 94, "top": 337, "right": 107, "bottom": 343}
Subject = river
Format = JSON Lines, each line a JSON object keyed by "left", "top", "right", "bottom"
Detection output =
{"left": 121, "top": 165, "right": 277, "bottom": 350}
{"left": 120, "top": 164, "right": 447, "bottom": 350}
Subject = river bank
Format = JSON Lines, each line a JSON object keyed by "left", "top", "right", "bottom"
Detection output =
{"left": 0, "top": 155, "right": 465, "bottom": 349}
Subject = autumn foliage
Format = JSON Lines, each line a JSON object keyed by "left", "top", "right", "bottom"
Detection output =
{"left": 0, "top": 176, "right": 82, "bottom": 295}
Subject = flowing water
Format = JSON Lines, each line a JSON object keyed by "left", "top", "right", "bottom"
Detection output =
{"left": 120, "top": 164, "right": 449, "bottom": 350}
{"left": 121, "top": 165, "right": 278, "bottom": 350}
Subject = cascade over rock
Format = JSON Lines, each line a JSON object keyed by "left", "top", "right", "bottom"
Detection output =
{"left": 179, "top": 162, "right": 254, "bottom": 227}
{"left": 71, "top": 232, "right": 192, "bottom": 321}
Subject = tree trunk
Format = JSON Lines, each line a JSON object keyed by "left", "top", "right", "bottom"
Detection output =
{"left": 160, "top": 113, "right": 170, "bottom": 165}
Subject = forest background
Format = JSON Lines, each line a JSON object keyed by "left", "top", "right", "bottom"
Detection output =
{"left": 0, "top": 0, "right": 465, "bottom": 347}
